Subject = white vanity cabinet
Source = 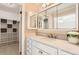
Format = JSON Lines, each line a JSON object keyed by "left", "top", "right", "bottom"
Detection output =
{"left": 26, "top": 37, "right": 73, "bottom": 55}
{"left": 26, "top": 38, "right": 58, "bottom": 55}
{"left": 32, "top": 40, "right": 57, "bottom": 55}
{"left": 26, "top": 38, "right": 48, "bottom": 55}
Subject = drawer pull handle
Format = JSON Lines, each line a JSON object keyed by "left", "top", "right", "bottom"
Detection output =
{"left": 39, "top": 51, "right": 43, "bottom": 54}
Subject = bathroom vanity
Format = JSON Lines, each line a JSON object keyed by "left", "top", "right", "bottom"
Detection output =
{"left": 26, "top": 3, "right": 79, "bottom": 55}
{"left": 26, "top": 35, "right": 79, "bottom": 55}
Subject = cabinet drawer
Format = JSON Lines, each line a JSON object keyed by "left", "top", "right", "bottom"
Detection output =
{"left": 32, "top": 46, "right": 48, "bottom": 55}
{"left": 32, "top": 40, "right": 57, "bottom": 55}
{"left": 58, "top": 49, "right": 72, "bottom": 55}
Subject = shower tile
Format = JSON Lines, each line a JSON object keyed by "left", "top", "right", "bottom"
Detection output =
{"left": 7, "top": 28, "right": 12, "bottom": 33}
{"left": 1, "top": 33, "right": 8, "bottom": 39}
{"left": 12, "top": 37, "right": 17, "bottom": 41}
{"left": 1, "top": 23, "right": 7, "bottom": 28}
{"left": 7, "top": 20, "right": 13, "bottom": 24}
{"left": 13, "top": 32, "right": 17, "bottom": 37}
{"left": 13, "top": 24, "right": 18, "bottom": 28}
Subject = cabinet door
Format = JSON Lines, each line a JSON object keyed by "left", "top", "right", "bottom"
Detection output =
{"left": 58, "top": 49, "right": 72, "bottom": 55}
{"left": 32, "top": 40, "right": 57, "bottom": 55}
{"left": 26, "top": 38, "right": 32, "bottom": 55}
{"left": 57, "top": 4, "right": 76, "bottom": 30}
{"left": 32, "top": 46, "right": 41, "bottom": 55}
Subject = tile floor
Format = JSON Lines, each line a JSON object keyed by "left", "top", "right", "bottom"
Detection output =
{"left": 0, "top": 43, "right": 19, "bottom": 55}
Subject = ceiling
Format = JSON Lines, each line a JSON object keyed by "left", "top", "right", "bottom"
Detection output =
{"left": 0, "top": 3, "right": 21, "bottom": 13}
{"left": 0, "top": 3, "right": 54, "bottom": 14}
{"left": 0, "top": 3, "right": 53, "bottom": 14}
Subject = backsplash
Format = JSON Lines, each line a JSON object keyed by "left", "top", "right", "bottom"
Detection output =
{"left": 0, "top": 18, "right": 19, "bottom": 44}
{"left": 36, "top": 30, "right": 68, "bottom": 40}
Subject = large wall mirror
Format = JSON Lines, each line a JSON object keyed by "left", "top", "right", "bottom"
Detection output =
{"left": 47, "top": 6, "right": 57, "bottom": 29}
{"left": 30, "top": 15, "right": 37, "bottom": 28}
{"left": 37, "top": 15, "right": 43, "bottom": 29}
{"left": 31, "top": 3, "right": 77, "bottom": 31}
{"left": 57, "top": 4, "right": 76, "bottom": 30}
{"left": 37, "top": 11, "right": 49, "bottom": 29}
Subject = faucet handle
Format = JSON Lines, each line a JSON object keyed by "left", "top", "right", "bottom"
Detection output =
{"left": 50, "top": 34, "right": 53, "bottom": 38}
{"left": 53, "top": 34, "right": 57, "bottom": 39}
{"left": 48, "top": 34, "right": 53, "bottom": 38}
{"left": 48, "top": 34, "right": 50, "bottom": 38}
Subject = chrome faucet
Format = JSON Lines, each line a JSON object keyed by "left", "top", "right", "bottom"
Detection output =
{"left": 48, "top": 34, "right": 56, "bottom": 38}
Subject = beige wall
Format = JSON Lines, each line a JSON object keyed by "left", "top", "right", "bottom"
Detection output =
{"left": 24, "top": 3, "right": 42, "bottom": 12}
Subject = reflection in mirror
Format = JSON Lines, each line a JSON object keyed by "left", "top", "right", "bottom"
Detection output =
{"left": 37, "top": 15, "right": 42, "bottom": 28}
{"left": 44, "top": 18, "right": 48, "bottom": 29}
{"left": 38, "top": 11, "right": 49, "bottom": 29}
{"left": 47, "top": 6, "right": 57, "bottom": 29}
{"left": 43, "top": 10, "right": 49, "bottom": 29}
{"left": 30, "top": 15, "right": 37, "bottom": 28}
{"left": 57, "top": 4, "right": 76, "bottom": 29}
{"left": 37, "top": 3, "right": 76, "bottom": 31}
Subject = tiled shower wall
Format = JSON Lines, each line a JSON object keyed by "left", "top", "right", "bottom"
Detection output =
{"left": 0, "top": 19, "right": 19, "bottom": 44}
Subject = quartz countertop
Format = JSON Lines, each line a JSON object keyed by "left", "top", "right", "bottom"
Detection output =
{"left": 30, "top": 35, "right": 79, "bottom": 55}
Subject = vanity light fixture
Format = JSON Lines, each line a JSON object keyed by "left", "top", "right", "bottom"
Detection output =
{"left": 42, "top": 3, "right": 52, "bottom": 8}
